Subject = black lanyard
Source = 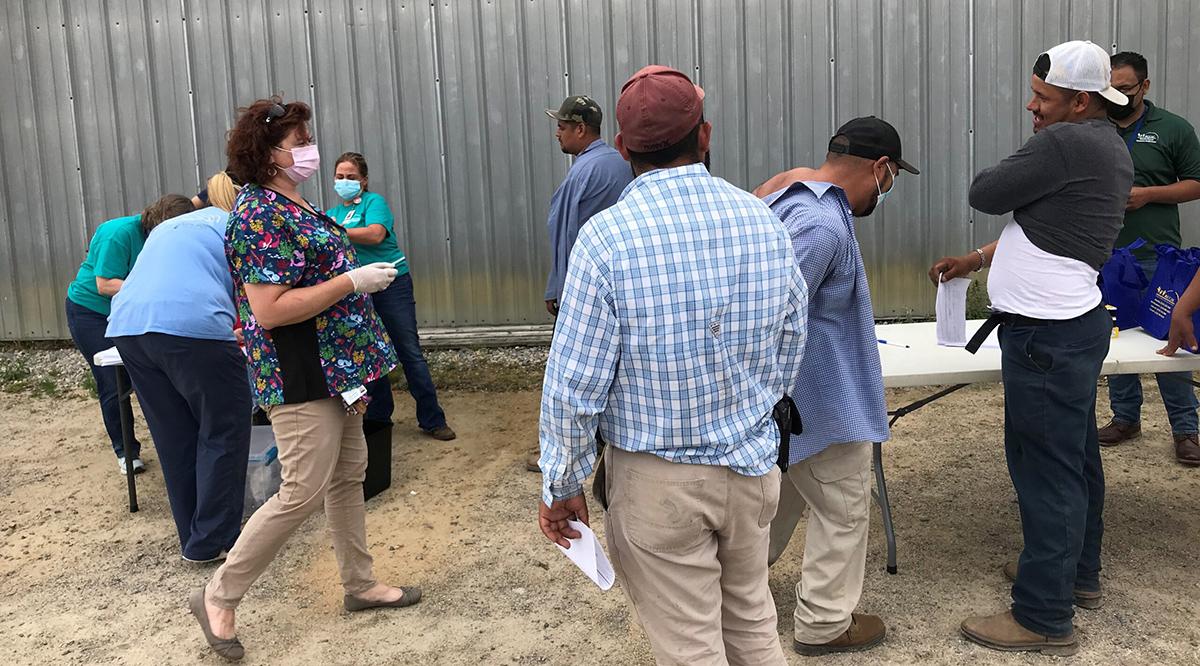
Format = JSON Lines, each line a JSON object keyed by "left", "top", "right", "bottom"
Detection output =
{"left": 1126, "top": 106, "right": 1148, "bottom": 152}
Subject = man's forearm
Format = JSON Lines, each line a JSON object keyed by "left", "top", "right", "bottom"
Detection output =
{"left": 1143, "top": 179, "right": 1200, "bottom": 205}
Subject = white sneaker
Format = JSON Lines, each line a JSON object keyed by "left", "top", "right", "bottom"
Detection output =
{"left": 117, "top": 457, "right": 146, "bottom": 475}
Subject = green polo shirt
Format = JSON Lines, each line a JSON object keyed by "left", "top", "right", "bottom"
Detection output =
{"left": 326, "top": 191, "right": 409, "bottom": 275}
{"left": 66, "top": 214, "right": 145, "bottom": 316}
{"left": 1114, "top": 100, "right": 1200, "bottom": 258}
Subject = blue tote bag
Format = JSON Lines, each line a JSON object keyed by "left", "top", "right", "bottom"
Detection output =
{"left": 1136, "top": 244, "right": 1200, "bottom": 344}
{"left": 1099, "top": 239, "right": 1149, "bottom": 329}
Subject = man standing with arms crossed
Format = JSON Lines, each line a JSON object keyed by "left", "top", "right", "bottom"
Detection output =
{"left": 931, "top": 41, "right": 1133, "bottom": 655}
{"left": 754, "top": 117, "right": 918, "bottom": 656}
{"left": 538, "top": 65, "right": 808, "bottom": 665}
{"left": 527, "top": 95, "right": 632, "bottom": 472}
{"left": 1099, "top": 51, "right": 1200, "bottom": 466}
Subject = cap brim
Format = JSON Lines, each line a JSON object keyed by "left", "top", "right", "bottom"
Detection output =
{"left": 895, "top": 157, "right": 920, "bottom": 175}
{"left": 1097, "top": 86, "right": 1128, "bottom": 106}
{"left": 545, "top": 109, "right": 570, "bottom": 121}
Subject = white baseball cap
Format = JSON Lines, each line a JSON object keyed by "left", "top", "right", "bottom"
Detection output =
{"left": 1035, "top": 40, "right": 1127, "bottom": 105}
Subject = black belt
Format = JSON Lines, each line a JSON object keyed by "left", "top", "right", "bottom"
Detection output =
{"left": 965, "top": 306, "right": 1105, "bottom": 354}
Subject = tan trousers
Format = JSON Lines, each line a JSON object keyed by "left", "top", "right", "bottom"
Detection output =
{"left": 603, "top": 446, "right": 788, "bottom": 666}
{"left": 767, "top": 441, "right": 872, "bottom": 644}
{"left": 208, "top": 397, "right": 376, "bottom": 609}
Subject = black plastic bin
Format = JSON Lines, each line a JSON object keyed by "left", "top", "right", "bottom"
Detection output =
{"left": 362, "top": 419, "right": 394, "bottom": 500}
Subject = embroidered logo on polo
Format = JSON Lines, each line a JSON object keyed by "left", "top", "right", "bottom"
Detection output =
{"left": 1136, "top": 132, "right": 1159, "bottom": 144}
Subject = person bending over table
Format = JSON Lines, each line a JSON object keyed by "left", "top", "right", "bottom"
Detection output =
{"left": 190, "top": 98, "right": 419, "bottom": 663}
{"left": 106, "top": 173, "right": 250, "bottom": 564}
{"left": 65, "top": 194, "right": 195, "bottom": 475}
{"left": 326, "top": 152, "right": 454, "bottom": 441}
{"left": 930, "top": 41, "right": 1133, "bottom": 656}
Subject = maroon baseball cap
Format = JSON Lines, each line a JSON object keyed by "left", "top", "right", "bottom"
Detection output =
{"left": 616, "top": 65, "right": 706, "bottom": 153}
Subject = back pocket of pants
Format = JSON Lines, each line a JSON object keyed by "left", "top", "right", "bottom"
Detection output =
{"left": 619, "top": 468, "right": 706, "bottom": 553}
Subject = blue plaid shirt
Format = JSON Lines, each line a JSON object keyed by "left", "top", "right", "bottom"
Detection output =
{"left": 540, "top": 164, "right": 809, "bottom": 505}
{"left": 763, "top": 181, "right": 889, "bottom": 463}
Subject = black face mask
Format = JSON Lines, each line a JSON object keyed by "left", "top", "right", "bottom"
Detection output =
{"left": 1107, "top": 97, "right": 1138, "bottom": 120}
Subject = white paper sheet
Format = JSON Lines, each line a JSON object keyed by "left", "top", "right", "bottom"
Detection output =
{"left": 556, "top": 519, "right": 615, "bottom": 591}
{"left": 93, "top": 347, "right": 123, "bottom": 367}
{"left": 936, "top": 277, "right": 972, "bottom": 347}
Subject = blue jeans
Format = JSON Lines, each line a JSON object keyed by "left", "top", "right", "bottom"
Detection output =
{"left": 113, "top": 333, "right": 251, "bottom": 560}
{"left": 65, "top": 297, "right": 140, "bottom": 459}
{"left": 364, "top": 272, "right": 446, "bottom": 430}
{"left": 1000, "top": 305, "right": 1109, "bottom": 638}
{"left": 1108, "top": 256, "right": 1200, "bottom": 434}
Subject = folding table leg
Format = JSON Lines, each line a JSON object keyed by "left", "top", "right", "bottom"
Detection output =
{"left": 871, "top": 441, "right": 896, "bottom": 574}
{"left": 116, "top": 366, "right": 138, "bottom": 513}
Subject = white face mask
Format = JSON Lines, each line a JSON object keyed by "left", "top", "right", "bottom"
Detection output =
{"left": 273, "top": 144, "right": 320, "bottom": 184}
{"left": 874, "top": 164, "right": 897, "bottom": 204}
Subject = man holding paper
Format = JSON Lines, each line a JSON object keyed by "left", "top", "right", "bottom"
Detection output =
{"left": 755, "top": 116, "right": 918, "bottom": 656}
{"left": 930, "top": 41, "right": 1133, "bottom": 655}
{"left": 537, "top": 65, "right": 808, "bottom": 666}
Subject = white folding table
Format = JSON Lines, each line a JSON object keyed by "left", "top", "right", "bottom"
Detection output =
{"left": 871, "top": 320, "right": 1200, "bottom": 574}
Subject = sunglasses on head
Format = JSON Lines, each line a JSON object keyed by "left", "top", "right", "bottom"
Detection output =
{"left": 264, "top": 103, "right": 287, "bottom": 124}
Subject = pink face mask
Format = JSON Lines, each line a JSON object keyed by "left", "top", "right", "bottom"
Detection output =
{"left": 273, "top": 144, "right": 320, "bottom": 184}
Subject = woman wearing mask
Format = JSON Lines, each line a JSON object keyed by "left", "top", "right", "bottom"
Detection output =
{"left": 65, "top": 194, "right": 195, "bottom": 474}
{"left": 106, "top": 173, "right": 249, "bottom": 563}
{"left": 190, "top": 99, "right": 420, "bottom": 662}
{"left": 326, "top": 152, "right": 454, "bottom": 440}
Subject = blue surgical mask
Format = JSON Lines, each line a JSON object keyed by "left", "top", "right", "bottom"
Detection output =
{"left": 335, "top": 179, "right": 362, "bottom": 201}
{"left": 874, "top": 165, "right": 897, "bottom": 205}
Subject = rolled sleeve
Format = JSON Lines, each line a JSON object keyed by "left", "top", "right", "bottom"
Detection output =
{"left": 539, "top": 230, "right": 619, "bottom": 505}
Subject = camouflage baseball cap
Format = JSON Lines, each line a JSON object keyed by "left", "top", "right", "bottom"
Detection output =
{"left": 545, "top": 95, "right": 602, "bottom": 128}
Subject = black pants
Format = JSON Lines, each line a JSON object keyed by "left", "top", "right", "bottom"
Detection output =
{"left": 1000, "top": 305, "right": 1109, "bottom": 638}
{"left": 113, "top": 333, "right": 251, "bottom": 560}
{"left": 65, "top": 297, "right": 140, "bottom": 458}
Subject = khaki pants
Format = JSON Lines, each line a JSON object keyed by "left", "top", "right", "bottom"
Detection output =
{"left": 208, "top": 397, "right": 376, "bottom": 609}
{"left": 603, "top": 446, "right": 788, "bottom": 666}
{"left": 767, "top": 441, "right": 872, "bottom": 644}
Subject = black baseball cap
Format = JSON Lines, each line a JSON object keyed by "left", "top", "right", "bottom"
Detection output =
{"left": 829, "top": 116, "right": 919, "bottom": 175}
{"left": 545, "top": 95, "right": 603, "bottom": 128}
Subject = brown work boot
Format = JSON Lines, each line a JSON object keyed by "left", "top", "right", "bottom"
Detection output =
{"left": 525, "top": 449, "right": 541, "bottom": 473}
{"left": 426, "top": 426, "right": 456, "bottom": 441}
{"left": 1098, "top": 419, "right": 1140, "bottom": 446}
{"left": 1002, "top": 561, "right": 1102, "bottom": 609}
{"left": 793, "top": 613, "right": 886, "bottom": 656}
{"left": 961, "top": 610, "right": 1077, "bottom": 656}
{"left": 1174, "top": 434, "right": 1200, "bottom": 466}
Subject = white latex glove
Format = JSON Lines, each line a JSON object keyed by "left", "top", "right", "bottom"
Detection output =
{"left": 346, "top": 262, "right": 398, "bottom": 294}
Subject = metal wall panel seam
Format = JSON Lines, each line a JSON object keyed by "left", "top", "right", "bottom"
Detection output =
{"left": 180, "top": 0, "right": 202, "bottom": 191}
{"left": 301, "top": 0, "right": 321, "bottom": 210}
{"left": 558, "top": 0, "right": 569, "bottom": 98}
{"left": 1110, "top": 0, "right": 1118, "bottom": 52}
{"left": 827, "top": 0, "right": 836, "bottom": 134}
{"left": 138, "top": 0, "right": 168, "bottom": 202}
{"left": 968, "top": 0, "right": 976, "bottom": 250}
{"left": 691, "top": 0, "right": 700, "bottom": 86}
{"left": 428, "top": 0, "right": 455, "bottom": 315}
{"left": 0, "top": 2, "right": 22, "bottom": 336}
{"left": 99, "top": 0, "right": 132, "bottom": 214}
{"left": 23, "top": 1, "right": 53, "bottom": 335}
{"left": 60, "top": 0, "right": 87, "bottom": 266}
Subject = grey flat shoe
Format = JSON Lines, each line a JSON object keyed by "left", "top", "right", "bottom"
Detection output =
{"left": 344, "top": 586, "right": 423, "bottom": 611}
{"left": 189, "top": 588, "right": 244, "bottom": 662}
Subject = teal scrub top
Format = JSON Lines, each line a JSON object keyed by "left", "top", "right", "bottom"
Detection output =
{"left": 326, "top": 191, "right": 408, "bottom": 274}
{"left": 66, "top": 214, "right": 145, "bottom": 316}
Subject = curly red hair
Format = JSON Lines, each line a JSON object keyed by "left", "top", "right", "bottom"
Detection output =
{"left": 226, "top": 96, "right": 312, "bottom": 185}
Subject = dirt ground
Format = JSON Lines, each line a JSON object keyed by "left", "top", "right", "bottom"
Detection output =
{"left": 2, "top": 380, "right": 1199, "bottom": 665}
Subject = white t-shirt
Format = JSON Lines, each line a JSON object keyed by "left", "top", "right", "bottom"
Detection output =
{"left": 988, "top": 220, "right": 1101, "bottom": 320}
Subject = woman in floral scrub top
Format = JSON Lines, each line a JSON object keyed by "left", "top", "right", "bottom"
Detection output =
{"left": 190, "top": 99, "right": 421, "bottom": 663}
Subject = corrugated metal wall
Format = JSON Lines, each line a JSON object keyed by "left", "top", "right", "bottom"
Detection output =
{"left": 2, "top": 0, "right": 1198, "bottom": 339}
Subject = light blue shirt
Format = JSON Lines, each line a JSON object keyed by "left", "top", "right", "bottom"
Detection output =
{"left": 763, "top": 181, "right": 889, "bottom": 462}
{"left": 545, "top": 139, "right": 633, "bottom": 302}
{"left": 539, "top": 164, "right": 809, "bottom": 505}
{"left": 107, "top": 207, "right": 237, "bottom": 342}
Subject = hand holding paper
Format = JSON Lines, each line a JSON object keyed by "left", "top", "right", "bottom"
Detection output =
{"left": 936, "top": 275, "right": 972, "bottom": 347}
{"left": 555, "top": 519, "right": 615, "bottom": 590}
{"left": 539, "top": 494, "right": 589, "bottom": 548}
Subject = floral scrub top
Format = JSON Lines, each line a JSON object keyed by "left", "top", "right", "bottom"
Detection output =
{"left": 226, "top": 184, "right": 397, "bottom": 406}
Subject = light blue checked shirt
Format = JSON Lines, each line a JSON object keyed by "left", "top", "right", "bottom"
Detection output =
{"left": 540, "top": 163, "right": 809, "bottom": 505}
{"left": 762, "top": 181, "right": 889, "bottom": 463}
